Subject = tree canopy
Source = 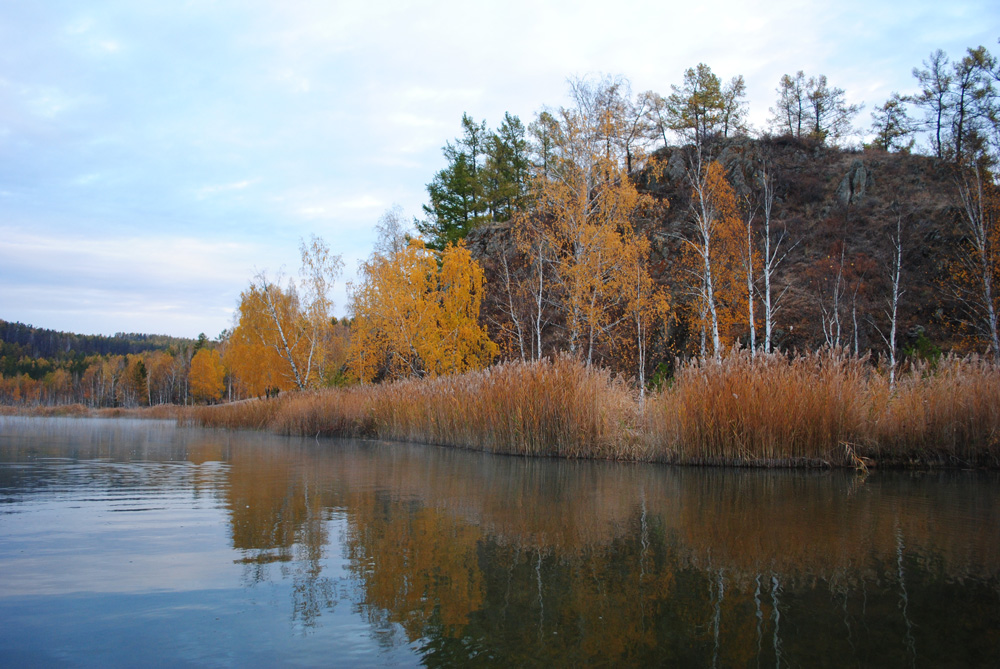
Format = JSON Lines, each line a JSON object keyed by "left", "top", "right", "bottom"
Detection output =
{"left": 348, "top": 239, "right": 497, "bottom": 383}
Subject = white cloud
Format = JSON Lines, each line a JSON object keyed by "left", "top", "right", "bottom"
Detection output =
{"left": 196, "top": 179, "right": 259, "bottom": 199}
{"left": 73, "top": 173, "right": 103, "bottom": 186}
{"left": 2, "top": 0, "right": 996, "bottom": 337}
{"left": 270, "top": 68, "right": 312, "bottom": 93}
{"left": 0, "top": 226, "right": 269, "bottom": 336}
{"left": 24, "top": 85, "right": 78, "bottom": 119}
{"left": 65, "top": 17, "right": 96, "bottom": 36}
{"left": 285, "top": 191, "right": 385, "bottom": 222}
{"left": 388, "top": 112, "right": 441, "bottom": 129}
{"left": 2, "top": 228, "right": 258, "bottom": 285}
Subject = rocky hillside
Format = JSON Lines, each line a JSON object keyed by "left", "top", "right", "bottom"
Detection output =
{"left": 643, "top": 136, "right": 967, "bottom": 355}
{"left": 468, "top": 136, "right": 974, "bottom": 363}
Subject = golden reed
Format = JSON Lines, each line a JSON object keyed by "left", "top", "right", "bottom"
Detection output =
{"left": 187, "top": 352, "right": 1000, "bottom": 468}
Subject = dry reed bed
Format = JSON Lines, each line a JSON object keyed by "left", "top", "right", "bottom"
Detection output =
{"left": 370, "top": 357, "right": 641, "bottom": 459}
{"left": 188, "top": 353, "right": 1000, "bottom": 468}
{"left": 869, "top": 356, "right": 1000, "bottom": 465}
{"left": 650, "top": 352, "right": 872, "bottom": 466}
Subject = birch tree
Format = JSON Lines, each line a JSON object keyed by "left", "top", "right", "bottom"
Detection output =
{"left": 621, "top": 233, "right": 670, "bottom": 398}
{"left": 229, "top": 236, "right": 343, "bottom": 392}
{"left": 876, "top": 214, "right": 905, "bottom": 387}
{"left": 954, "top": 167, "right": 1000, "bottom": 360}
{"left": 528, "top": 102, "right": 655, "bottom": 365}
{"left": 756, "top": 166, "right": 793, "bottom": 353}
{"left": 741, "top": 194, "right": 759, "bottom": 353}
{"left": 680, "top": 155, "right": 744, "bottom": 358}
{"left": 512, "top": 211, "right": 555, "bottom": 361}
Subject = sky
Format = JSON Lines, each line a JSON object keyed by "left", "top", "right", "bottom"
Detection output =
{"left": 1, "top": 0, "right": 996, "bottom": 339}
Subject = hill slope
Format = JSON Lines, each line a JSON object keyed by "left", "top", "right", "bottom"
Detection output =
{"left": 467, "top": 137, "right": 974, "bottom": 365}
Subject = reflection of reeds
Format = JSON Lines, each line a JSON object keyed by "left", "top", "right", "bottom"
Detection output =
{"left": 1, "top": 403, "right": 193, "bottom": 419}
{"left": 225, "top": 437, "right": 1000, "bottom": 596}
{"left": 189, "top": 352, "right": 1000, "bottom": 467}
{"left": 222, "top": 437, "right": 1000, "bottom": 666}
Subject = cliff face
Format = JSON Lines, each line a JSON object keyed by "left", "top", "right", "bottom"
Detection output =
{"left": 467, "top": 137, "right": 973, "bottom": 365}
{"left": 643, "top": 137, "right": 966, "bottom": 354}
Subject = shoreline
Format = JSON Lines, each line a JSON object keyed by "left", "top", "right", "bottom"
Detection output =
{"left": 5, "top": 352, "right": 998, "bottom": 470}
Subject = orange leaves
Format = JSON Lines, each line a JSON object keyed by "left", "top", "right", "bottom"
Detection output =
{"left": 348, "top": 239, "right": 498, "bottom": 383}
{"left": 620, "top": 233, "right": 672, "bottom": 391}
{"left": 684, "top": 159, "right": 751, "bottom": 356}
{"left": 349, "top": 238, "right": 439, "bottom": 382}
{"left": 702, "top": 160, "right": 740, "bottom": 227}
{"left": 226, "top": 236, "right": 345, "bottom": 393}
{"left": 499, "top": 90, "right": 670, "bottom": 378}
{"left": 224, "top": 316, "right": 286, "bottom": 397}
{"left": 529, "top": 110, "right": 659, "bottom": 364}
{"left": 436, "top": 242, "right": 498, "bottom": 376}
{"left": 227, "top": 282, "right": 303, "bottom": 394}
{"left": 189, "top": 348, "right": 225, "bottom": 403}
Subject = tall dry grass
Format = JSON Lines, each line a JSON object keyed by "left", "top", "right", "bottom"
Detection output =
{"left": 2, "top": 403, "right": 192, "bottom": 420}
{"left": 192, "top": 357, "right": 641, "bottom": 459}
{"left": 869, "top": 355, "right": 1000, "bottom": 466}
{"left": 647, "top": 351, "right": 873, "bottom": 466}
{"left": 187, "top": 352, "right": 1000, "bottom": 468}
{"left": 369, "top": 357, "right": 641, "bottom": 458}
{"left": 188, "top": 397, "right": 288, "bottom": 432}
{"left": 95, "top": 404, "right": 191, "bottom": 420}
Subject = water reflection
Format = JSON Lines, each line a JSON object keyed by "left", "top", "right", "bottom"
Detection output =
{"left": 218, "top": 434, "right": 1000, "bottom": 666}
{"left": 2, "top": 417, "right": 999, "bottom": 667}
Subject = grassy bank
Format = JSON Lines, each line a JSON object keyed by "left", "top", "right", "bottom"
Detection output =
{"left": 188, "top": 352, "right": 1000, "bottom": 468}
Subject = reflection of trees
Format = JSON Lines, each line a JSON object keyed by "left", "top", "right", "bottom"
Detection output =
{"left": 345, "top": 491, "right": 484, "bottom": 639}
{"left": 218, "top": 436, "right": 1000, "bottom": 664}
{"left": 0, "top": 417, "right": 230, "bottom": 500}
{"left": 225, "top": 442, "right": 341, "bottom": 629}
{"left": 9, "top": 420, "right": 997, "bottom": 662}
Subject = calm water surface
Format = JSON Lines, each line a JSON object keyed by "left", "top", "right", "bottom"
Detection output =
{"left": 1, "top": 416, "right": 998, "bottom": 667}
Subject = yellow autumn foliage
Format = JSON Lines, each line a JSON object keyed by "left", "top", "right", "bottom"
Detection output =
{"left": 682, "top": 159, "right": 750, "bottom": 356}
{"left": 189, "top": 348, "right": 225, "bottom": 403}
{"left": 225, "top": 236, "right": 346, "bottom": 395}
{"left": 348, "top": 239, "right": 498, "bottom": 382}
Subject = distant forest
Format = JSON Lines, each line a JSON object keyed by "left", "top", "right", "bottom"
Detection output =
{"left": 1, "top": 320, "right": 191, "bottom": 365}
{"left": 0, "top": 320, "right": 201, "bottom": 407}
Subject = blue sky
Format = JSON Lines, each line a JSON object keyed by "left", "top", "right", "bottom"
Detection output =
{"left": 1, "top": 0, "right": 996, "bottom": 338}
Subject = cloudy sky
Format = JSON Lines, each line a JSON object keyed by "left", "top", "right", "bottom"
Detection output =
{"left": 1, "top": 0, "right": 996, "bottom": 338}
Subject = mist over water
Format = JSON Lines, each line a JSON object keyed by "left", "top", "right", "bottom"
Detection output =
{"left": 1, "top": 417, "right": 998, "bottom": 667}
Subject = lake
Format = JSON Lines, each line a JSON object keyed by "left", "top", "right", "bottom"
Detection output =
{"left": 1, "top": 416, "right": 998, "bottom": 667}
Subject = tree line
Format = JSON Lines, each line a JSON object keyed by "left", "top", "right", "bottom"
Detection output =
{"left": 0, "top": 320, "right": 192, "bottom": 365}
{"left": 4, "top": 42, "right": 999, "bottom": 405}
{"left": 0, "top": 335, "right": 216, "bottom": 407}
